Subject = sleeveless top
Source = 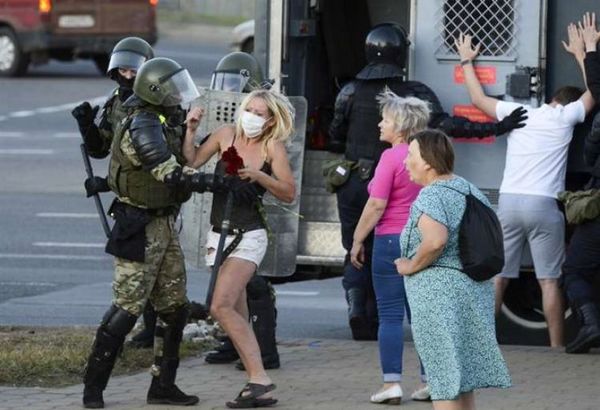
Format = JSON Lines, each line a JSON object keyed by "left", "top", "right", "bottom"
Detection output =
{"left": 209, "top": 136, "right": 272, "bottom": 230}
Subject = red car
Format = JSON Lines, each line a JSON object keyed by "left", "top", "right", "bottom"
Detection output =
{"left": 0, "top": 0, "right": 158, "bottom": 76}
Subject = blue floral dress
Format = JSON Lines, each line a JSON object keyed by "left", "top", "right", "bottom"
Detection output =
{"left": 400, "top": 176, "right": 511, "bottom": 400}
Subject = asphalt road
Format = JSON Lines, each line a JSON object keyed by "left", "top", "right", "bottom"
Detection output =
{"left": 0, "top": 25, "right": 351, "bottom": 340}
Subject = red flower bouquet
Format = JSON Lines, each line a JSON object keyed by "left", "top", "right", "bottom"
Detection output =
{"left": 222, "top": 146, "right": 244, "bottom": 175}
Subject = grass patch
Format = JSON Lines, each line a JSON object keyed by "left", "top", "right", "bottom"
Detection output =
{"left": 0, "top": 326, "right": 206, "bottom": 388}
{"left": 157, "top": 9, "right": 247, "bottom": 26}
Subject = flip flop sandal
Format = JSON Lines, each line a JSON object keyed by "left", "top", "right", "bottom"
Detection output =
{"left": 226, "top": 383, "right": 278, "bottom": 408}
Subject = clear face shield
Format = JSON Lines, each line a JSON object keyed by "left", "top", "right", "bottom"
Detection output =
{"left": 160, "top": 68, "right": 200, "bottom": 106}
{"left": 107, "top": 50, "right": 148, "bottom": 73}
{"left": 209, "top": 69, "right": 251, "bottom": 92}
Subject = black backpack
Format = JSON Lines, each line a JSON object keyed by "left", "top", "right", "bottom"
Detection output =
{"left": 441, "top": 185, "right": 505, "bottom": 281}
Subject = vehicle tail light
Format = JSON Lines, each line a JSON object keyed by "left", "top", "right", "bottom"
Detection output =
{"left": 149, "top": 0, "right": 159, "bottom": 6}
{"left": 39, "top": 0, "right": 52, "bottom": 13}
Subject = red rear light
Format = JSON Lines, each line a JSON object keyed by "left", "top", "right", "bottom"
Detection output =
{"left": 39, "top": 0, "right": 52, "bottom": 13}
{"left": 149, "top": 0, "right": 159, "bottom": 6}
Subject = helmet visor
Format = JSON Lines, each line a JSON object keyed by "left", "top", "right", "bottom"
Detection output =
{"left": 210, "top": 72, "right": 250, "bottom": 92}
{"left": 107, "top": 50, "right": 148, "bottom": 73}
{"left": 161, "top": 69, "right": 200, "bottom": 106}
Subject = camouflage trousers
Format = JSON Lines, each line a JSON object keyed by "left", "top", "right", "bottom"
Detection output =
{"left": 112, "top": 214, "right": 188, "bottom": 317}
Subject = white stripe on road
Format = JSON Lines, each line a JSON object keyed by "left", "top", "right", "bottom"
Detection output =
{"left": 33, "top": 242, "right": 105, "bottom": 248}
{"left": 0, "top": 96, "right": 105, "bottom": 122}
{"left": 0, "top": 281, "right": 57, "bottom": 287}
{"left": 276, "top": 291, "right": 320, "bottom": 296}
{"left": 0, "top": 149, "right": 54, "bottom": 155}
{"left": 0, "top": 131, "right": 81, "bottom": 139}
{"left": 9, "top": 110, "right": 36, "bottom": 117}
{"left": 53, "top": 132, "right": 80, "bottom": 138}
{"left": 0, "top": 253, "right": 109, "bottom": 261}
{"left": 36, "top": 212, "right": 99, "bottom": 218}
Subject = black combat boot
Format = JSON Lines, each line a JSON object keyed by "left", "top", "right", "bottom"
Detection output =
{"left": 147, "top": 358, "right": 199, "bottom": 405}
{"left": 129, "top": 303, "right": 157, "bottom": 349}
{"left": 236, "top": 297, "right": 280, "bottom": 371}
{"left": 204, "top": 336, "right": 240, "bottom": 364}
{"left": 566, "top": 303, "right": 600, "bottom": 354}
{"left": 148, "top": 306, "right": 199, "bottom": 405}
{"left": 83, "top": 306, "right": 137, "bottom": 409}
{"left": 346, "top": 288, "right": 371, "bottom": 340}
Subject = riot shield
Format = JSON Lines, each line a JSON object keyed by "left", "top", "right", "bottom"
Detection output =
{"left": 180, "top": 88, "right": 307, "bottom": 277}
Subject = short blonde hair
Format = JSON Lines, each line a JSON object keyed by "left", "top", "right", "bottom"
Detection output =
{"left": 236, "top": 89, "right": 295, "bottom": 159}
{"left": 377, "top": 89, "right": 430, "bottom": 137}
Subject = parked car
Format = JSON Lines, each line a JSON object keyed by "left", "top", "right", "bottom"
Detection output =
{"left": 231, "top": 19, "right": 254, "bottom": 53}
{"left": 0, "top": 0, "right": 158, "bottom": 77}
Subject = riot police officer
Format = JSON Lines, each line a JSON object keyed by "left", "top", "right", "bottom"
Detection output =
{"left": 72, "top": 37, "right": 154, "bottom": 162}
{"left": 72, "top": 37, "right": 161, "bottom": 351}
{"left": 329, "top": 23, "right": 527, "bottom": 341}
{"left": 81, "top": 57, "right": 245, "bottom": 408}
{"left": 202, "top": 51, "right": 280, "bottom": 370}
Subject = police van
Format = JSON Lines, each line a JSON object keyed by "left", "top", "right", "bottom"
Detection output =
{"left": 182, "top": 0, "right": 599, "bottom": 345}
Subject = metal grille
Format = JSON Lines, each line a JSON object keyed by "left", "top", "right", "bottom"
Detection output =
{"left": 436, "top": 0, "right": 517, "bottom": 58}
{"left": 213, "top": 101, "right": 238, "bottom": 123}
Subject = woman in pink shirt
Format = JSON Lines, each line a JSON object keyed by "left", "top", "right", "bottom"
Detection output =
{"left": 350, "top": 91, "right": 430, "bottom": 404}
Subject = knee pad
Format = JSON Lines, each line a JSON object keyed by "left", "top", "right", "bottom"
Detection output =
{"left": 157, "top": 304, "right": 189, "bottom": 358}
{"left": 246, "top": 275, "right": 272, "bottom": 301}
{"left": 101, "top": 305, "right": 138, "bottom": 338}
{"left": 157, "top": 304, "right": 189, "bottom": 332}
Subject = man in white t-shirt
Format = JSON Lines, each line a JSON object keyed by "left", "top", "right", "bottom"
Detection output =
{"left": 455, "top": 30, "right": 595, "bottom": 347}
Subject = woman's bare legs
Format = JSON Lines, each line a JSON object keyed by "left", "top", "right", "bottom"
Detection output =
{"left": 461, "top": 392, "right": 475, "bottom": 410}
{"left": 210, "top": 257, "right": 272, "bottom": 387}
{"left": 432, "top": 392, "right": 476, "bottom": 410}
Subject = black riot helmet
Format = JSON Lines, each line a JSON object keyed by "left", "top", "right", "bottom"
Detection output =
{"left": 357, "top": 23, "right": 410, "bottom": 80}
{"left": 133, "top": 57, "right": 200, "bottom": 107}
{"left": 210, "top": 51, "right": 268, "bottom": 92}
{"left": 107, "top": 37, "right": 154, "bottom": 79}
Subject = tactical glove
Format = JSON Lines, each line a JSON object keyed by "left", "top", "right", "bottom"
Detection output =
{"left": 71, "top": 102, "right": 100, "bottom": 128}
{"left": 164, "top": 168, "right": 226, "bottom": 194}
{"left": 84, "top": 176, "right": 110, "bottom": 197}
{"left": 496, "top": 106, "right": 528, "bottom": 135}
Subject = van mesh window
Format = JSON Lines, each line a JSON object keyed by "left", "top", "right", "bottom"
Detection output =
{"left": 437, "top": 0, "right": 517, "bottom": 58}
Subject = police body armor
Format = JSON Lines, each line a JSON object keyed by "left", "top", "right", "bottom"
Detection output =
{"left": 345, "top": 79, "right": 398, "bottom": 163}
{"left": 108, "top": 107, "right": 190, "bottom": 209}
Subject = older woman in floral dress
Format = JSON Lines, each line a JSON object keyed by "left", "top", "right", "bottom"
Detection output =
{"left": 396, "top": 129, "right": 511, "bottom": 410}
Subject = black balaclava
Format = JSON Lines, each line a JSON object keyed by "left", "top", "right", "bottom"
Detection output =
{"left": 114, "top": 71, "right": 135, "bottom": 102}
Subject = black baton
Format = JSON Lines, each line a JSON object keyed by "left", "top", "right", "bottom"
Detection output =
{"left": 80, "top": 143, "right": 111, "bottom": 238}
{"left": 205, "top": 191, "right": 234, "bottom": 308}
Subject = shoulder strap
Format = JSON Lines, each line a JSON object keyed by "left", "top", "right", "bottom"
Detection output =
{"left": 434, "top": 182, "right": 468, "bottom": 196}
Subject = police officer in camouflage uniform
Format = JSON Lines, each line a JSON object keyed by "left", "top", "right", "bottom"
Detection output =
{"left": 203, "top": 52, "right": 280, "bottom": 371}
{"left": 329, "top": 23, "right": 527, "bottom": 341}
{"left": 82, "top": 57, "right": 244, "bottom": 408}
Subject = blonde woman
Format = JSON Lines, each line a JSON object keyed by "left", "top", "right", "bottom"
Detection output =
{"left": 350, "top": 91, "right": 429, "bottom": 404}
{"left": 183, "top": 89, "right": 295, "bottom": 408}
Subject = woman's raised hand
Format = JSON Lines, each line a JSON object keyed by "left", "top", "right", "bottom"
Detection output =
{"left": 185, "top": 106, "right": 204, "bottom": 131}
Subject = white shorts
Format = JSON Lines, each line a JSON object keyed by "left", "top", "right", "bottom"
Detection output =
{"left": 205, "top": 228, "right": 268, "bottom": 267}
{"left": 497, "top": 193, "right": 565, "bottom": 279}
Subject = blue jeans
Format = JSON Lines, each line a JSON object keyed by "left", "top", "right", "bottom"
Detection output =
{"left": 372, "top": 234, "right": 408, "bottom": 383}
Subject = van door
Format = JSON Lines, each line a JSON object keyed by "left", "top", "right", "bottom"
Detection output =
{"left": 411, "top": 0, "right": 546, "bottom": 202}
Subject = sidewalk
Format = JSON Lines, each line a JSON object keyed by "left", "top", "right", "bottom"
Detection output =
{"left": 1, "top": 339, "right": 598, "bottom": 410}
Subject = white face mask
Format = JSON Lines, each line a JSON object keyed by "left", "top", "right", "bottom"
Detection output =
{"left": 240, "top": 110, "right": 268, "bottom": 138}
